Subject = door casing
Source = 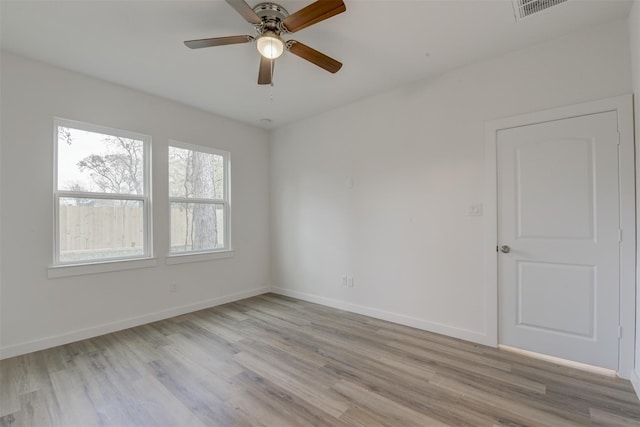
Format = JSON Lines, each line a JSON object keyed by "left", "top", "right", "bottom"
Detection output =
{"left": 484, "top": 94, "right": 635, "bottom": 379}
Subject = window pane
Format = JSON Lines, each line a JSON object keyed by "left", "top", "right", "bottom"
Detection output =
{"left": 169, "top": 146, "right": 224, "bottom": 199}
{"left": 170, "top": 203, "right": 224, "bottom": 253}
{"left": 57, "top": 126, "right": 144, "bottom": 195}
{"left": 58, "top": 197, "right": 144, "bottom": 262}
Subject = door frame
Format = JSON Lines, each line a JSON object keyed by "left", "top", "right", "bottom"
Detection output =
{"left": 483, "top": 94, "right": 635, "bottom": 379}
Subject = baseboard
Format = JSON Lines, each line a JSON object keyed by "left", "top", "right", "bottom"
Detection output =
{"left": 271, "top": 287, "right": 491, "bottom": 346}
{"left": 0, "top": 286, "right": 269, "bottom": 360}
{"left": 631, "top": 370, "right": 640, "bottom": 400}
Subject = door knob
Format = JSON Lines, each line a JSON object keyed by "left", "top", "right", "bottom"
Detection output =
{"left": 500, "top": 245, "right": 510, "bottom": 253}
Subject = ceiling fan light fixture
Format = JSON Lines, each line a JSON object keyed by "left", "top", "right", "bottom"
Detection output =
{"left": 256, "top": 32, "right": 284, "bottom": 59}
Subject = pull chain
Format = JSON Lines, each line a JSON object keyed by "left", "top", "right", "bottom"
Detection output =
{"left": 270, "top": 58, "right": 275, "bottom": 100}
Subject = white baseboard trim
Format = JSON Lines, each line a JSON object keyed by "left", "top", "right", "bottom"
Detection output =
{"left": 0, "top": 286, "right": 269, "bottom": 360}
{"left": 499, "top": 345, "right": 618, "bottom": 378}
{"left": 631, "top": 370, "right": 640, "bottom": 400}
{"left": 272, "top": 287, "right": 490, "bottom": 346}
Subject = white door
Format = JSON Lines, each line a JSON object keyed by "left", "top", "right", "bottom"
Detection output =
{"left": 497, "top": 111, "right": 620, "bottom": 370}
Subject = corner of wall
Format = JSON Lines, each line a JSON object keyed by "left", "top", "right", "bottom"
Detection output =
{"left": 630, "top": 0, "right": 640, "bottom": 396}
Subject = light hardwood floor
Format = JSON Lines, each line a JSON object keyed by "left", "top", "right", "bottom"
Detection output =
{"left": 1, "top": 293, "right": 640, "bottom": 426}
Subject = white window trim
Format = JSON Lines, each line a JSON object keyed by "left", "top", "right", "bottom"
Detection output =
{"left": 52, "top": 117, "right": 153, "bottom": 269}
{"left": 167, "top": 140, "right": 232, "bottom": 259}
{"left": 165, "top": 250, "right": 234, "bottom": 265}
{"left": 48, "top": 257, "right": 157, "bottom": 279}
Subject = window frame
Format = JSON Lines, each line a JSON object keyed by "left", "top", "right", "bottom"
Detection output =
{"left": 167, "top": 140, "right": 231, "bottom": 257}
{"left": 52, "top": 117, "right": 153, "bottom": 267}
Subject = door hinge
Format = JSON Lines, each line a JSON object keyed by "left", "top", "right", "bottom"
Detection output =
{"left": 618, "top": 229, "right": 622, "bottom": 243}
{"left": 618, "top": 325, "right": 622, "bottom": 339}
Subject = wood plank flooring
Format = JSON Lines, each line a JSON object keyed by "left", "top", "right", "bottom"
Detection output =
{"left": 1, "top": 293, "right": 639, "bottom": 426}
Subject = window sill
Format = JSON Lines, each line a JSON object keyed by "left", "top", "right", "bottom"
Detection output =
{"left": 166, "top": 250, "right": 234, "bottom": 265}
{"left": 48, "top": 257, "right": 157, "bottom": 279}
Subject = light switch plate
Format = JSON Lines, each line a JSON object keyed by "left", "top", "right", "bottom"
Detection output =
{"left": 467, "top": 204, "right": 483, "bottom": 216}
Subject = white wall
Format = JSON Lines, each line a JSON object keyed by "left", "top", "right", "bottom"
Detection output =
{"left": 270, "top": 20, "right": 632, "bottom": 345}
{"left": 0, "top": 53, "right": 270, "bottom": 358}
{"left": 630, "top": 0, "right": 640, "bottom": 394}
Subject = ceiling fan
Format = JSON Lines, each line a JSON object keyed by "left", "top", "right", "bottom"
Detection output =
{"left": 184, "top": 0, "right": 346, "bottom": 85}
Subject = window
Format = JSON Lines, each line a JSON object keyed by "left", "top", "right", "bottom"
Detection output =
{"left": 168, "top": 141, "right": 230, "bottom": 254}
{"left": 53, "top": 118, "right": 151, "bottom": 265}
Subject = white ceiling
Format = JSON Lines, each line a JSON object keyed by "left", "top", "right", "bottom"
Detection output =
{"left": 0, "top": 0, "right": 632, "bottom": 128}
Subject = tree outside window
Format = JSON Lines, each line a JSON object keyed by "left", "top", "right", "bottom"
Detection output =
{"left": 169, "top": 142, "right": 230, "bottom": 254}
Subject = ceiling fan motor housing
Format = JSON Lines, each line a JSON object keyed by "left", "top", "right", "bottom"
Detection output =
{"left": 253, "top": 2, "right": 289, "bottom": 34}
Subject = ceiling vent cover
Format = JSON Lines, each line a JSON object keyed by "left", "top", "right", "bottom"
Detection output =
{"left": 512, "top": 0, "right": 568, "bottom": 21}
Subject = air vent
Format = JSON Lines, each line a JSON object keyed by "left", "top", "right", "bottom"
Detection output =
{"left": 512, "top": 0, "right": 568, "bottom": 21}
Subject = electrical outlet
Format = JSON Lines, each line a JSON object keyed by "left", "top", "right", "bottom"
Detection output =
{"left": 347, "top": 276, "right": 354, "bottom": 288}
{"left": 169, "top": 283, "right": 177, "bottom": 293}
{"left": 341, "top": 275, "right": 348, "bottom": 286}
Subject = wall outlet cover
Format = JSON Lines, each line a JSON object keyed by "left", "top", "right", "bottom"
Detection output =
{"left": 467, "top": 204, "right": 483, "bottom": 216}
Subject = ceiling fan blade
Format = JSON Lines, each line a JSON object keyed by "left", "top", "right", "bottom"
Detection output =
{"left": 282, "top": 0, "right": 346, "bottom": 33}
{"left": 258, "top": 56, "right": 274, "bottom": 85}
{"left": 225, "top": 0, "right": 262, "bottom": 25}
{"left": 287, "top": 41, "right": 342, "bottom": 73}
{"left": 184, "top": 35, "right": 253, "bottom": 49}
